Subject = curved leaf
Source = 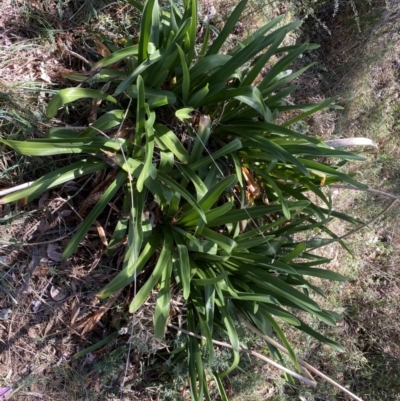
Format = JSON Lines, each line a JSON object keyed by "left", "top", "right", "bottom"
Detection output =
{"left": 46, "top": 88, "right": 118, "bottom": 118}
{"left": 154, "top": 247, "right": 173, "bottom": 338}
{"left": 130, "top": 231, "right": 173, "bottom": 312}
{"left": 94, "top": 45, "right": 139, "bottom": 68}
{"left": 97, "top": 235, "right": 161, "bottom": 299}
{"left": 0, "top": 159, "right": 108, "bottom": 205}
{"left": 62, "top": 169, "right": 127, "bottom": 259}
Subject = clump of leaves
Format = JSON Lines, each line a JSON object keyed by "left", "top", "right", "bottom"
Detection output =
{"left": 0, "top": 0, "right": 367, "bottom": 398}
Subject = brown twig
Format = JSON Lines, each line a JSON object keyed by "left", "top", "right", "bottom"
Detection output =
{"left": 339, "top": 198, "right": 398, "bottom": 240}
{"left": 329, "top": 185, "right": 399, "bottom": 200}
{"left": 167, "top": 323, "right": 317, "bottom": 386}
{"left": 238, "top": 316, "right": 365, "bottom": 401}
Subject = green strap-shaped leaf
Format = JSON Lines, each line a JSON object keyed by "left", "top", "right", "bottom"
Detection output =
{"left": 126, "top": 85, "right": 177, "bottom": 104}
{"left": 0, "top": 137, "right": 127, "bottom": 156}
{"left": 159, "top": 150, "right": 175, "bottom": 174}
{"left": 261, "top": 310, "right": 300, "bottom": 371}
{"left": 206, "top": 201, "right": 309, "bottom": 227}
{"left": 318, "top": 207, "right": 363, "bottom": 225}
{"left": 185, "top": 238, "right": 217, "bottom": 254}
{"left": 129, "top": 186, "right": 147, "bottom": 266}
{"left": 293, "top": 266, "right": 347, "bottom": 281}
{"left": 199, "top": 227, "right": 237, "bottom": 254}
{"left": 114, "top": 51, "right": 161, "bottom": 95}
{"left": 192, "top": 272, "right": 229, "bottom": 286}
{"left": 235, "top": 235, "right": 275, "bottom": 251}
{"left": 73, "top": 331, "right": 119, "bottom": 359}
{"left": 243, "top": 14, "right": 285, "bottom": 47}
{"left": 129, "top": 231, "right": 173, "bottom": 313}
{"left": 157, "top": 171, "right": 207, "bottom": 223}
{"left": 224, "top": 260, "right": 322, "bottom": 312}
{"left": 254, "top": 275, "right": 322, "bottom": 312}
{"left": 187, "top": 83, "right": 209, "bottom": 107}
{"left": 94, "top": 45, "right": 139, "bottom": 68}
{"left": 0, "top": 159, "right": 108, "bottom": 205}
{"left": 137, "top": 105, "right": 156, "bottom": 192}
{"left": 146, "top": 16, "right": 191, "bottom": 83}
{"left": 46, "top": 88, "right": 118, "bottom": 118}
{"left": 154, "top": 123, "right": 190, "bottom": 163}
{"left": 264, "top": 85, "right": 297, "bottom": 106}
{"left": 198, "top": 23, "right": 210, "bottom": 58}
{"left": 178, "top": 164, "right": 208, "bottom": 200}
{"left": 299, "top": 158, "right": 367, "bottom": 188}
{"left": 259, "top": 43, "right": 309, "bottom": 91}
{"left": 241, "top": 30, "right": 287, "bottom": 87}
{"left": 228, "top": 291, "right": 276, "bottom": 304}
{"left": 188, "top": 139, "right": 242, "bottom": 172}
{"left": 62, "top": 169, "right": 127, "bottom": 259}
{"left": 125, "top": 0, "right": 144, "bottom": 12}
{"left": 138, "top": 0, "right": 156, "bottom": 63}
{"left": 197, "top": 176, "right": 237, "bottom": 212}
{"left": 280, "top": 143, "right": 363, "bottom": 161}
{"left": 296, "top": 319, "right": 345, "bottom": 352}
{"left": 259, "top": 20, "right": 302, "bottom": 50}
{"left": 261, "top": 63, "right": 316, "bottom": 96}
{"left": 175, "top": 107, "right": 194, "bottom": 121}
{"left": 46, "top": 127, "right": 80, "bottom": 138}
{"left": 188, "top": 54, "right": 231, "bottom": 82}
{"left": 257, "top": 258, "right": 296, "bottom": 274}
{"left": 276, "top": 43, "right": 320, "bottom": 53}
{"left": 150, "top": 0, "right": 160, "bottom": 47}
{"left": 259, "top": 304, "right": 301, "bottom": 326}
{"left": 220, "top": 119, "right": 320, "bottom": 143}
{"left": 254, "top": 167, "right": 291, "bottom": 219}
{"left": 200, "top": 86, "right": 268, "bottom": 119}
{"left": 79, "top": 110, "right": 126, "bottom": 138}
{"left": 195, "top": 305, "right": 215, "bottom": 366}
{"left": 282, "top": 97, "right": 338, "bottom": 128}
{"left": 235, "top": 218, "right": 288, "bottom": 240}
{"left": 168, "top": 1, "right": 180, "bottom": 34}
{"left": 205, "top": 0, "right": 248, "bottom": 56}
{"left": 280, "top": 243, "right": 306, "bottom": 263}
{"left": 177, "top": 175, "right": 237, "bottom": 225}
{"left": 177, "top": 243, "right": 191, "bottom": 300}
{"left": 154, "top": 247, "right": 173, "bottom": 338}
{"left": 206, "top": 36, "right": 265, "bottom": 85}
{"left": 189, "top": 114, "right": 211, "bottom": 163}
{"left": 215, "top": 297, "right": 240, "bottom": 377}
{"left": 187, "top": 305, "right": 204, "bottom": 400}
{"left": 97, "top": 235, "right": 161, "bottom": 299}
{"left": 204, "top": 282, "right": 215, "bottom": 334}
{"left": 244, "top": 134, "right": 312, "bottom": 176}
{"left": 185, "top": 0, "right": 197, "bottom": 65}
{"left": 176, "top": 44, "right": 190, "bottom": 103}
{"left": 178, "top": 202, "right": 234, "bottom": 229}
{"left": 106, "top": 186, "right": 131, "bottom": 256}
{"left": 136, "top": 75, "right": 146, "bottom": 145}
{"left": 65, "top": 69, "right": 129, "bottom": 83}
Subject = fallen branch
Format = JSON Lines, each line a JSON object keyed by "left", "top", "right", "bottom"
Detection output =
{"left": 340, "top": 198, "right": 398, "bottom": 240}
{"left": 327, "top": 184, "right": 399, "bottom": 239}
{"left": 329, "top": 185, "right": 399, "bottom": 200}
{"left": 238, "top": 316, "right": 364, "bottom": 401}
{"left": 167, "top": 323, "right": 317, "bottom": 387}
